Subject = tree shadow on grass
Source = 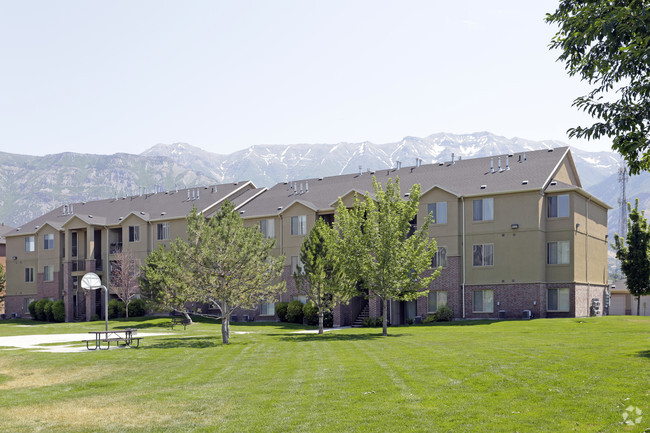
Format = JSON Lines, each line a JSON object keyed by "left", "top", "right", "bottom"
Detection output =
{"left": 140, "top": 336, "right": 221, "bottom": 350}
{"left": 113, "top": 322, "right": 172, "bottom": 330}
{"left": 271, "top": 332, "right": 401, "bottom": 342}
{"left": 636, "top": 350, "right": 650, "bottom": 360}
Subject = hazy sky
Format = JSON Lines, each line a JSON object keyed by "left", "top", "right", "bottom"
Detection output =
{"left": 0, "top": 1, "right": 612, "bottom": 156}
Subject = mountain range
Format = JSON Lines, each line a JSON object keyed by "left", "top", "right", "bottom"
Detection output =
{"left": 0, "top": 132, "right": 642, "bottom": 246}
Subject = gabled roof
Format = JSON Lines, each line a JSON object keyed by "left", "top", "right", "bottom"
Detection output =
{"left": 0, "top": 223, "right": 14, "bottom": 245}
{"left": 6, "top": 182, "right": 258, "bottom": 237}
{"left": 239, "top": 147, "right": 586, "bottom": 217}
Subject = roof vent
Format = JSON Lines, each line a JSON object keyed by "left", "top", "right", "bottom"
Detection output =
{"left": 550, "top": 180, "right": 557, "bottom": 186}
{"left": 396, "top": 160, "right": 402, "bottom": 170}
{"left": 197, "top": 188, "right": 200, "bottom": 199}
{"left": 522, "top": 180, "right": 529, "bottom": 185}
{"left": 277, "top": 206, "right": 283, "bottom": 211}
{"left": 88, "top": 215, "right": 93, "bottom": 218}
{"left": 451, "top": 153, "right": 455, "bottom": 165}
{"left": 506, "top": 158, "right": 510, "bottom": 171}
{"left": 283, "top": 181, "right": 288, "bottom": 184}
{"left": 140, "top": 211, "right": 145, "bottom": 215}
{"left": 240, "top": 210, "right": 245, "bottom": 215}
{"left": 548, "top": 148, "right": 554, "bottom": 152}
{"left": 305, "top": 181, "right": 309, "bottom": 193}
{"left": 481, "top": 185, "right": 487, "bottom": 189}
{"left": 161, "top": 212, "right": 166, "bottom": 216}
{"left": 119, "top": 217, "right": 123, "bottom": 220}
{"left": 300, "top": 183, "right": 303, "bottom": 194}
{"left": 318, "top": 177, "right": 323, "bottom": 181}
{"left": 35, "top": 225, "right": 39, "bottom": 230}
{"left": 523, "top": 152, "right": 527, "bottom": 161}
{"left": 187, "top": 190, "right": 190, "bottom": 200}
{"left": 490, "top": 158, "right": 494, "bottom": 173}
{"left": 508, "top": 153, "right": 514, "bottom": 157}
{"left": 439, "top": 162, "right": 444, "bottom": 166}
{"left": 498, "top": 157, "right": 502, "bottom": 172}
{"left": 70, "top": 204, "right": 74, "bottom": 214}
{"left": 358, "top": 165, "right": 362, "bottom": 176}
{"left": 404, "top": 193, "right": 410, "bottom": 197}
{"left": 370, "top": 170, "right": 375, "bottom": 174}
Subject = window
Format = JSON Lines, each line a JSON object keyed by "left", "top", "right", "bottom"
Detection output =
{"left": 260, "top": 219, "right": 275, "bottom": 238}
{"left": 432, "top": 247, "right": 447, "bottom": 268}
{"left": 71, "top": 232, "right": 78, "bottom": 257}
{"left": 157, "top": 223, "right": 170, "bottom": 241}
{"left": 291, "top": 215, "right": 307, "bottom": 235}
{"left": 548, "top": 194, "right": 569, "bottom": 218}
{"left": 260, "top": 302, "right": 275, "bottom": 315}
{"left": 25, "top": 267, "right": 34, "bottom": 282}
{"left": 548, "top": 288, "right": 570, "bottom": 312}
{"left": 129, "top": 226, "right": 140, "bottom": 242}
{"left": 473, "top": 290, "right": 494, "bottom": 313}
{"left": 547, "top": 241, "right": 570, "bottom": 265}
{"left": 427, "top": 291, "right": 447, "bottom": 313}
{"left": 43, "top": 233, "right": 54, "bottom": 250}
{"left": 291, "top": 295, "right": 307, "bottom": 304}
{"left": 290, "top": 256, "right": 304, "bottom": 274}
{"left": 473, "top": 198, "right": 494, "bottom": 221}
{"left": 473, "top": 244, "right": 494, "bottom": 267}
{"left": 25, "top": 298, "right": 35, "bottom": 312}
{"left": 44, "top": 265, "right": 54, "bottom": 282}
{"left": 428, "top": 202, "right": 447, "bottom": 224}
{"left": 25, "top": 236, "right": 35, "bottom": 252}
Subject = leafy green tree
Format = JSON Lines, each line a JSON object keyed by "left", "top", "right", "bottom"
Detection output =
{"left": 547, "top": 1, "right": 650, "bottom": 175}
{"left": 140, "top": 242, "right": 195, "bottom": 324}
{"left": 293, "top": 218, "right": 357, "bottom": 334}
{"left": 613, "top": 199, "right": 650, "bottom": 315}
{"left": 334, "top": 177, "right": 439, "bottom": 336}
{"left": 185, "top": 202, "right": 285, "bottom": 343}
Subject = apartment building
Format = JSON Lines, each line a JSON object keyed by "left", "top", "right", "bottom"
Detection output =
{"left": 4, "top": 182, "right": 264, "bottom": 320}
{"left": 0, "top": 223, "right": 14, "bottom": 315}
{"left": 4, "top": 147, "right": 610, "bottom": 325}
{"left": 237, "top": 147, "right": 611, "bottom": 325}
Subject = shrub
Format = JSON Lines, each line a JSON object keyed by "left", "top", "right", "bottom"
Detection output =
{"left": 323, "top": 311, "right": 334, "bottom": 328}
{"left": 407, "top": 318, "right": 414, "bottom": 325}
{"left": 275, "top": 302, "right": 289, "bottom": 322}
{"left": 28, "top": 300, "right": 37, "bottom": 318}
{"left": 423, "top": 314, "right": 436, "bottom": 324}
{"left": 108, "top": 299, "right": 126, "bottom": 319}
{"left": 434, "top": 305, "right": 454, "bottom": 322}
{"left": 303, "top": 301, "right": 318, "bottom": 326}
{"left": 128, "top": 299, "right": 146, "bottom": 317}
{"left": 51, "top": 300, "right": 65, "bottom": 322}
{"left": 34, "top": 299, "right": 49, "bottom": 321}
{"left": 91, "top": 314, "right": 100, "bottom": 321}
{"left": 43, "top": 299, "right": 54, "bottom": 322}
{"left": 286, "top": 300, "right": 304, "bottom": 324}
{"left": 362, "top": 317, "right": 376, "bottom": 327}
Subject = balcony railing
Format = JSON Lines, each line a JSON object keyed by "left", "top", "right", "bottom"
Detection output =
{"left": 95, "top": 258, "right": 103, "bottom": 272}
{"left": 110, "top": 243, "right": 123, "bottom": 254}
{"left": 71, "top": 260, "right": 86, "bottom": 272}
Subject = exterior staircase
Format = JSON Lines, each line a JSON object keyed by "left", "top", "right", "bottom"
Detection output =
{"left": 74, "top": 312, "right": 86, "bottom": 322}
{"left": 352, "top": 303, "right": 369, "bottom": 327}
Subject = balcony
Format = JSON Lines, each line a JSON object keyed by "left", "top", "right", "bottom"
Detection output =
{"left": 71, "top": 260, "right": 86, "bottom": 272}
{"left": 110, "top": 243, "right": 123, "bottom": 254}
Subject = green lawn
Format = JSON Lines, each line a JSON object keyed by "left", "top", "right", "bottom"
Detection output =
{"left": 0, "top": 316, "right": 648, "bottom": 432}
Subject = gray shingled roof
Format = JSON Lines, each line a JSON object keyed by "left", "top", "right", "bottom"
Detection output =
{"left": 6, "top": 182, "right": 260, "bottom": 237}
{"left": 239, "top": 147, "right": 582, "bottom": 217}
{"left": 0, "top": 223, "right": 14, "bottom": 244}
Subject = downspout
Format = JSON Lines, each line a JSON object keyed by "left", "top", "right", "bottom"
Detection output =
{"left": 461, "top": 196, "right": 466, "bottom": 318}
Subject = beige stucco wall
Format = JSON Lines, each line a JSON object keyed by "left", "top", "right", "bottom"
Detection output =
{"left": 279, "top": 203, "right": 315, "bottom": 266}
{"left": 420, "top": 188, "right": 460, "bottom": 256}
{"left": 5, "top": 235, "right": 38, "bottom": 297}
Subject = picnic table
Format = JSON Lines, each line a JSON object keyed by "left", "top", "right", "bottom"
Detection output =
{"left": 170, "top": 317, "right": 191, "bottom": 330}
{"left": 83, "top": 328, "right": 142, "bottom": 350}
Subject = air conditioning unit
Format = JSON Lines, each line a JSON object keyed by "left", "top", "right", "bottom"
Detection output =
{"left": 522, "top": 310, "right": 532, "bottom": 320}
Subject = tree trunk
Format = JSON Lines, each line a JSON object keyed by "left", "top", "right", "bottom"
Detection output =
{"left": 183, "top": 311, "right": 193, "bottom": 324}
{"left": 318, "top": 310, "right": 324, "bottom": 334}
{"left": 222, "top": 315, "right": 230, "bottom": 344}
{"left": 637, "top": 296, "right": 641, "bottom": 316}
{"left": 382, "top": 298, "right": 388, "bottom": 337}
{"left": 125, "top": 301, "right": 129, "bottom": 318}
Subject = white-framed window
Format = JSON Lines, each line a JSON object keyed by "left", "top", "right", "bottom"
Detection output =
{"left": 43, "top": 265, "right": 54, "bottom": 282}
{"left": 473, "top": 198, "right": 494, "bottom": 221}
{"left": 25, "top": 236, "right": 35, "bottom": 252}
{"left": 157, "top": 223, "right": 170, "bottom": 241}
{"left": 547, "top": 241, "right": 570, "bottom": 265}
{"left": 548, "top": 194, "right": 569, "bottom": 218}
{"left": 260, "top": 219, "right": 275, "bottom": 239}
{"left": 25, "top": 298, "right": 35, "bottom": 312}
{"left": 291, "top": 295, "right": 308, "bottom": 304}
{"left": 473, "top": 289, "right": 494, "bottom": 313}
{"left": 428, "top": 202, "right": 447, "bottom": 224}
{"left": 290, "top": 256, "right": 304, "bottom": 274}
{"left": 427, "top": 291, "right": 447, "bottom": 313}
{"left": 128, "top": 226, "right": 140, "bottom": 242}
{"left": 291, "top": 215, "right": 307, "bottom": 235}
{"left": 432, "top": 246, "right": 447, "bottom": 268}
{"left": 473, "top": 244, "right": 494, "bottom": 267}
{"left": 43, "top": 233, "right": 54, "bottom": 250}
{"left": 25, "top": 267, "right": 34, "bottom": 283}
{"left": 71, "top": 232, "right": 78, "bottom": 257}
{"left": 547, "top": 288, "right": 570, "bottom": 312}
{"left": 260, "top": 302, "right": 275, "bottom": 315}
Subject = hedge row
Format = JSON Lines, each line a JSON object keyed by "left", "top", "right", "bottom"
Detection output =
{"left": 275, "top": 300, "right": 333, "bottom": 327}
{"left": 28, "top": 299, "right": 65, "bottom": 322}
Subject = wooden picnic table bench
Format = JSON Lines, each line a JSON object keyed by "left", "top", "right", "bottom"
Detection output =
{"left": 170, "top": 317, "right": 191, "bottom": 330}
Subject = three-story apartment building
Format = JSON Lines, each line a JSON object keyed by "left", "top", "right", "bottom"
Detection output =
{"left": 4, "top": 182, "right": 264, "bottom": 320}
{"left": 4, "top": 147, "right": 610, "bottom": 325}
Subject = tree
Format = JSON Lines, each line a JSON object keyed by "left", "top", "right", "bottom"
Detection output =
{"left": 334, "top": 177, "right": 439, "bottom": 336}
{"left": 0, "top": 263, "right": 5, "bottom": 309}
{"left": 613, "top": 198, "right": 650, "bottom": 315}
{"left": 110, "top": 249, "right": 141, "bottom": 318}
{"left": 186, "top": 202, "right": 285, "bottom": 344}
{"left": 140, "top": 242, "right": 194, "bottom": 324}
{"left": 293, "top": 217, "right": 357, "bottom": 334}
{"left": 142, "top": 203, "right": 285, "bottom": 344}
{"left": 547, "top": 1, "right": 650, "bottom": 175}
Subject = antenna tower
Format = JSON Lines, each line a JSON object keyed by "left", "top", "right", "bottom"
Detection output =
{"left": 616, "top": 163, "right": 628, "bottom": 277}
